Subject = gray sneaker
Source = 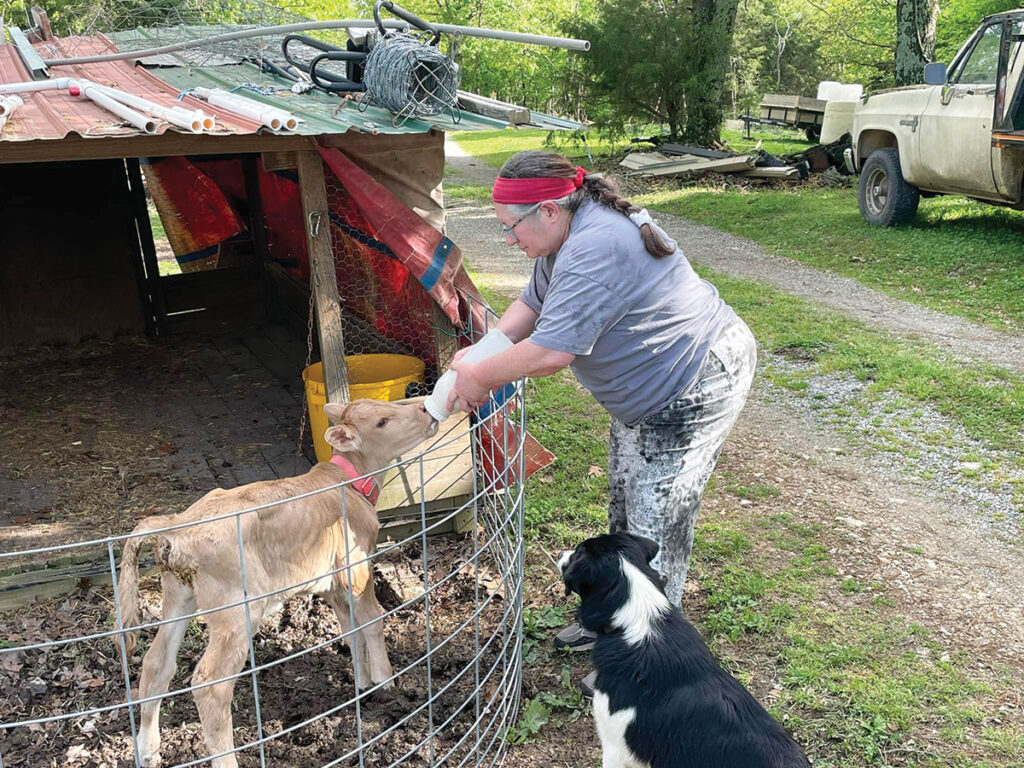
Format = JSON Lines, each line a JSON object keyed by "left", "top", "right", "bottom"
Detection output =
{"left": 553, "top": 622, "right": 597, "bottom": 653}
{"left": 579, "top": 669, "right": 597, "bottom": 699}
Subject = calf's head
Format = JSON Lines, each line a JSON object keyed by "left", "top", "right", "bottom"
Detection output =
{"left": 323, "top": 398, "right": 438, "bottom": 471}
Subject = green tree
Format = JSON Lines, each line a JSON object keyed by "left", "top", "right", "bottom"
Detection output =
{"left": 685, "top": 0, "right": 742, "bottom": 142}
{"left": 567, "top": 0, "right": 742, "bottom": 143}
{"left": 729, "top": 0, "right": 826, "bottom": 117}
{"left": 894, "top": 0, "right": 938, "bottom": 85}
{"left": 566, "top": 0, "right": 693, "bottom": 139}
{"left": 936, "top": 0, "right": 1020, "bottom": 61}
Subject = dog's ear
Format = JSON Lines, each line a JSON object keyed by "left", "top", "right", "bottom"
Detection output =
{"left": 561, "top": 557, "right": 588, "bottom": 598}
{"left": 637, "top": 535, "right": 660, "bottom": 564}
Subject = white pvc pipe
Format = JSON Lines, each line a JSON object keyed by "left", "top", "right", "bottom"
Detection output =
{"left": 206, "top": 89, "right": 298, "bottom": 131}
{"left": 79, "top": 79, "right": 204, "bottom": 133}
{"left": 71, "top": 81, "right": 158, "bottom": 134}
{"left": 0, "top": 77, "right": 72, "bottom": 95}
{"left": 0, "top": 94, "right": 24, "bottom": 117}
{"left": 171, "top": 106, "right": 216, "bottom": 133}
{"left": 194, "top": 87, "right": 298, "bottom": 131}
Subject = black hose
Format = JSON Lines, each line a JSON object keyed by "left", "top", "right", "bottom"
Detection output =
{"left": 374, "top": 1, "right": 441, "bottom": 46}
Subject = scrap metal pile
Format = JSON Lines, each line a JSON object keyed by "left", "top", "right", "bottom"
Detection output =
{"left": 620, "top": 134, "right": 853, "bottom": 183}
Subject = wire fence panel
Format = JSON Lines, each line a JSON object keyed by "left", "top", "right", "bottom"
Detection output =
{"left": 0, "top": 381, "right": 526, "bottom": 768}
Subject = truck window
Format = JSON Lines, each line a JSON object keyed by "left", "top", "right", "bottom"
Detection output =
{"left": 1008, "top": 22, "right": 1024, "bottom": 128}
{"left": 955, "top": 23, "right": 1003, "bottom": 85}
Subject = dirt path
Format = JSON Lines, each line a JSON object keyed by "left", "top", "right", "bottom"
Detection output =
{"left": 444, "top": 137, "right": 1024, "bottom": 373}
{"left": 442, "top": 145, "right": 1024, "bottom": 667}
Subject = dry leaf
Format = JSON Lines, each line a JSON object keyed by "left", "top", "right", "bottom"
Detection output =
{"left": 587, "top": 465, "right": 605, "bottom": 477}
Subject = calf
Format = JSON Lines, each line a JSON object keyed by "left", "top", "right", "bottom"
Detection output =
{"left": 117, "top": 398, "right": 437, "bottom": 768}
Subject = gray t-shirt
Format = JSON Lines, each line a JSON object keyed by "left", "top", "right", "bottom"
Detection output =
{"left": 521, "top": 199, "right": 735, "bottom": 426}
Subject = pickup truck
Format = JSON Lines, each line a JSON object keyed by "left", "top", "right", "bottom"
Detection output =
{"left": 848, "top": 9, "right": 1024, "bottom": 225}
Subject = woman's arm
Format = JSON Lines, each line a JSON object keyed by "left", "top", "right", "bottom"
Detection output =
{"left": 495, "top": 299, "right": 539, "bottom": 342}
{"left": 446, "top": 340, "right": 575, "bottom": 411}
{"left": 453, "top": 299, "right": 539, "bottom": 365}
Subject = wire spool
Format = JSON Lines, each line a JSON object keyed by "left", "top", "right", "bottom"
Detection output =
{"left": 362, "top": 32, "right": 459, "bottom": 122}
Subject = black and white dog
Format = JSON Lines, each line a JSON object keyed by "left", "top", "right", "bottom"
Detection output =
{"left": 558, "top": 532, "right": 811, "bottom": 768}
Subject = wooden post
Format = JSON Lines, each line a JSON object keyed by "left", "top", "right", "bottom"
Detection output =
{"left": 29, "top": 7, "right": 53, "bottom": 40}
{"left": 296, "top": 149, "right": 350, "bottom": 404}
{"left": 124, "top": 158, "right": 165, "bottom": 335}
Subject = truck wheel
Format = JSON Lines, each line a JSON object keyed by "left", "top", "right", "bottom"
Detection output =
{"left": 858, "top": 148, "right": 920, "bottom": 226}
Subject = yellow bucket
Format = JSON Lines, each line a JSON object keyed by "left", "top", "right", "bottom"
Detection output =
{"left": 302, "top": 355, "right": 426, "bottom": 463}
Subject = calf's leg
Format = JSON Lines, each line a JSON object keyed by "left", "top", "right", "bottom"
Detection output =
{"left": 137, "top": 575, "right": 196, "bottom": 768}
{"left": 191, "top": 610, "right": 256, "bottom": 768}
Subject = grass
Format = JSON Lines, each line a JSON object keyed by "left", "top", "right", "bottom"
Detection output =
{"left": 452, "top": 129, "right": 1024, "bottom": 333}
{"left": 456, "top": 132, "right": 1024, "bottom": 761}
{"left": 506, "top": 323, "right": 1023, "bottom": 765}
{"left": 475, "top": 338, "right": 1024, "bottom": 764}
{"left": 450, "top": 128, "right": 624, "bottom": 171}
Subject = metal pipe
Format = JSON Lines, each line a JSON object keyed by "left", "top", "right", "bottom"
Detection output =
{"left": 78, "top": 79, "right": 206, "bottom": 133}
{"left": 71, "top": 80, "right": 158, "bottom": 133}
{"left": 40, "top": 19, "right": 589, "bottom": 67}
{"left": 432, "top": 22, "right": 590, "bottom": 50}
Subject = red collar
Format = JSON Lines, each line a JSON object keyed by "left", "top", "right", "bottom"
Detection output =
{"left": 329, "top": 455, "right": 381, "bottom": 506}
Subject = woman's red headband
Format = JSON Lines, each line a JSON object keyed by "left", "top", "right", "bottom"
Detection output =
{"left": 491, "top": 166, "right": 587, "bottom": 204}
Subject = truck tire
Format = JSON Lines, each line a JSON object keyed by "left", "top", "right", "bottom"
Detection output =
{"left": 858, "top": 147, "right": 920, "bottom": 226}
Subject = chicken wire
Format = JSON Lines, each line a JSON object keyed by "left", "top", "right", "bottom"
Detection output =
{"left": 321, "top": 169, "right": 440, "bottom": 377}
{"left": 0, "top": 368, "right": 528, "bottom": 768}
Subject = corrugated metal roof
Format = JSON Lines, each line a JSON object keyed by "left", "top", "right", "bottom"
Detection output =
{"left": 0, "top": 34, "right": 263, "bottom": 143}
{"left": 0, "top": 29, "right": 582, "bottom": 149}
{"left": 151, "top": 62, "right": 520, "bottom": 136}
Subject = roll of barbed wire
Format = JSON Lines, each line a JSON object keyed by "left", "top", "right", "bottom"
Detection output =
{"left": 362, "top": 32, "right": 459, "bottom": 121}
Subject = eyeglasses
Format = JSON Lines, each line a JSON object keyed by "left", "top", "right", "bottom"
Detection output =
{"left": 499, "top": 202, "right": 543, "bottom": 244}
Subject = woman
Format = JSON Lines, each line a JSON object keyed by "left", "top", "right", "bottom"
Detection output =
{"left": 447, "top": 150, "right": 757, "bottom": 692}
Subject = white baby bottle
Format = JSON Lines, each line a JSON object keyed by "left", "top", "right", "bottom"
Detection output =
{"left": 424, "top": 328, "right": 513, "bottom": 421}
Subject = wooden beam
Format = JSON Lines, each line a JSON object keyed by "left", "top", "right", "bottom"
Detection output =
{"left": 125, "top": 157, "right": 166, "bottom": 334}
{"left": 29, "top": 7, "right": 53, "bottom": 40}
{"left": 456, "top": 90, "right": 531, "bottom": 124}
{"left": 0, "top": 132, "right": 313, "bottom": 166}
{"left": 296, "top": 149, "right": 349, "bottom": 405}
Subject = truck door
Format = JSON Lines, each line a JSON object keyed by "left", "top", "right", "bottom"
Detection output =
{"left": 992, "top": 20, "right": 1024, "bottom": 201}
{"left": 918, "top": 22, "right": 1002, "bottom": 197}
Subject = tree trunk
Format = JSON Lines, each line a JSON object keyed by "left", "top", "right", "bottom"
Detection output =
{"left": 685, "top": 0, "right": 741, "bottom": 145}
{"left": 895, "top": 0, "right": 938, "bottom": 86}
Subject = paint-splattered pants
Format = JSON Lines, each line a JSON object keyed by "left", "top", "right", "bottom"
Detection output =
{"left": 607, "top": 318, "right": 757, "bottom": 606}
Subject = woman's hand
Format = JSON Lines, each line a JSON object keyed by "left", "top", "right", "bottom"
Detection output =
{"left": 446, "top": 359, "right": 491, "bottom": 413}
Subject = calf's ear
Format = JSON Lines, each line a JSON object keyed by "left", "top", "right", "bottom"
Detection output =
{"left": 324, "top": 403, "right": 348, "bottom": 422}
{"left": 325, "top": 424, "right": 360, "bottom": 453}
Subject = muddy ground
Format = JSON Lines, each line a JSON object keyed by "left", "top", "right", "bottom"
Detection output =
{"left": 0, "top": 533, "right": 517, "bottom": 768}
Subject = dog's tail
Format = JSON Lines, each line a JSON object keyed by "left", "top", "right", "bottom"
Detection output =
{"left": 117, "top": 517, "right": 164, "bottom": 656}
